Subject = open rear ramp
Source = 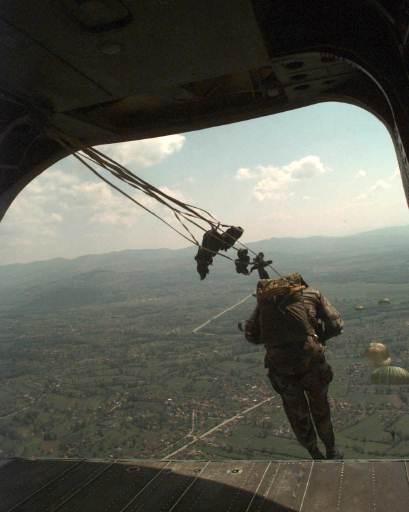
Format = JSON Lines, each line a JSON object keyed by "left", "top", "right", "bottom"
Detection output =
{"left": 1, "top": 458, "right": 409, "bottom": 511}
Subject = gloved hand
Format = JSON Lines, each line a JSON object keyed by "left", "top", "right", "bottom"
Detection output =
{"left": 239, "top": 320, "right": 262, "bottom": 344}
{"left": 304, "top": 335, "right": 325, "bottom": 358}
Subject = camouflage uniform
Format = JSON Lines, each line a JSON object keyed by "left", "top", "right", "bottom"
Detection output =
{"left": 245, "top": 283, "right": 342, "bottom": 458}
{"left": 267, "top": 355, "right": 335, "bottom": 455}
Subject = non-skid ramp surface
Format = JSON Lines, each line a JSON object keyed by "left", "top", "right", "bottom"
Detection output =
{"left": 1, "top": 458, "right": 409, "bottom": 511}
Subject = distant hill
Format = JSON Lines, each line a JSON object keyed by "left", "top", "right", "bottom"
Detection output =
{"left": 255, "top": 224, "right": 409, "bottom": 255}
{"left": 0, "top": 224, "right": 408, "bottom": 312}
{"left": 254, "top": 224, "right": 409, "bottom": 282}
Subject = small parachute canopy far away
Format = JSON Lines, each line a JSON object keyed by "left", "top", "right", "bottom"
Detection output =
{"left": 365, "top": 342, "right": 391, "bottom": 367}
{"left": 371, "top": 366, "right": 409, "bottom": 385}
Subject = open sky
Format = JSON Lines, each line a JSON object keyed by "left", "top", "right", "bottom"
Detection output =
{"left": 0, "top": 101, "right": 408, "bottom": 264}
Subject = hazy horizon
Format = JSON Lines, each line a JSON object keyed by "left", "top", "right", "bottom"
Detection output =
{"left": 1, "top": 222, "right": 408, "bottom": 269}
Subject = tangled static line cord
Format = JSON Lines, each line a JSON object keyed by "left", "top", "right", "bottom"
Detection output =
{"left": 51, "top": 129, "right": 283, "bottom": 277}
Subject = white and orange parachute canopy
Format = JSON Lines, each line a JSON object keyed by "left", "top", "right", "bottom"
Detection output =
{"left": 365, "top": 342, "right": 391, "bottom": 367}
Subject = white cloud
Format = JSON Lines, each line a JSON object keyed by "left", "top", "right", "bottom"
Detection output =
{"left": 283, "top": 155, "right": 327, "bottom": 179}
{"left": 371, "top": 179, "right": 392, "bottom": 192}
{"left": 253, "top": 168, "right": 293, "bottom": 201}
{"left": 235, "top": 155, "right": 329, "bottom": 201}
{"left": 354, "top": 178, "right": 393, "bottom": 201}
{"left": 97, "top": 134, "right": 186, "bottom": 169}
{"left": 355, "top": 169, "right": 367, "bottom": 179}
{"left": 4, "top": 135, "right": 189, "bottom": 235}
{"left": 158, "top": 186, "right": 187, "bottom": 203}
{"left": 353, "top": 166, "right": 401, "bottom": 201}
{"left": 236, "top": 168, "right": 256, "bottom": 181}
{"left": 0, "top": 164, "right": 188, "bottom": 263}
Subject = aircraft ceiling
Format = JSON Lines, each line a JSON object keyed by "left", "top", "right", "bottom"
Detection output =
{"left": 1, "top": 0, "right": 409, "bottom": 218}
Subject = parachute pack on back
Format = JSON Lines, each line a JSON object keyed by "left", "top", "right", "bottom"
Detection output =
{"left": 256, "top": 276, "right": 306, "bottom": 302}
{"left": 256, "top": 277, "right": 316, "bottom": 348}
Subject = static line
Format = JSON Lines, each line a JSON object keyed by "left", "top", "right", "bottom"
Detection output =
{"left": 192, "top": 293, "right": 254, "bottom": 334}
{"left": 162, "top": 397, "right": 272, "bottom": 460}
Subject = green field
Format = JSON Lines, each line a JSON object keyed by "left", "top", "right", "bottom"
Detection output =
{"left": 1, "top": 227, "right": 409, "bottom": 460}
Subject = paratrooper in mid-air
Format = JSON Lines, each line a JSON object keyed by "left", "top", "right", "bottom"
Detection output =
{"left": 242, "top": 273, "right": 344, "bottom": 460}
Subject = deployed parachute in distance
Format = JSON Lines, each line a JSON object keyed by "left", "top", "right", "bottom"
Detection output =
{"left": 365, "top": 342, "right": 391, "bottom": 367}
{"left": 364, "top": 342, "right": 409, "bottom": 385}
{"left": 371, "top": 366, "right": 409, "bottom": 385}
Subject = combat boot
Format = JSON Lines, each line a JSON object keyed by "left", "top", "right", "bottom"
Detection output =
{"left": 326, "top": 447, "right": 343, "bottom": 460}
{"left": 308, "top": 446, "right": 325, "bottom": 460}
